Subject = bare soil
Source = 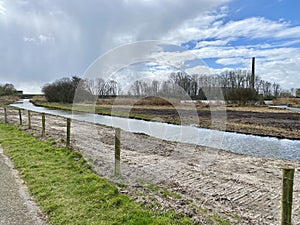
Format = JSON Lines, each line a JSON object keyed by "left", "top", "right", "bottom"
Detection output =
{"left": 2, "top": 107, "right": 300, "bottom": 224}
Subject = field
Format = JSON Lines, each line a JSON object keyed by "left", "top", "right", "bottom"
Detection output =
{"left": 2, "top": 107, "right": 300, "bottom": 224}
{"left": 32, "top": 97, "right": 300, "bottom": 140}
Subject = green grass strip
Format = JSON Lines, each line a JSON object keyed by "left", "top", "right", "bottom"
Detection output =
{"left": 0, "top": 123, "right": 195, "bottom": 225}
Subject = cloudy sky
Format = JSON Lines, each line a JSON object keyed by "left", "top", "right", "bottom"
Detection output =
{"left": 0, "top": 0, "right": 300, "bottom": 93}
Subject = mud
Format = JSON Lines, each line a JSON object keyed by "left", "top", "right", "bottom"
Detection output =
{"left": 2, "top": 107, "right": 300, "bottom": 224}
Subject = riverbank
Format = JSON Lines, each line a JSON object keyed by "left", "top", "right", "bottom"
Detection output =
{"left": 272, "top": 97, "right": 300, "bottom": 108}
{"left": 2, "top": 107, "right": 300, "bottom": 224}
{"left": 0, "top": 95, "right": 19, "bottom": 106}
{"left": 32, "top": 100, "right": 300, "bottom": 140}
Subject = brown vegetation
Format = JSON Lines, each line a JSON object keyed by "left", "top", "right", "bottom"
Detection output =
{"left": 31, "top": 95, "right": 47, "bottom": 104}
{"left": 0, "top": 95, "right": 19, "bottom": 106}
{"left": 97, "top": 96, "right": 180, "bottom": 106}
{"left": 273, "top": 97, "right": 300, "bottom": 107}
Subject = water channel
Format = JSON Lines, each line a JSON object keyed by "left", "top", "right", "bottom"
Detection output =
{"left": 11, "top": 100, "right": 300, "bottom": 161}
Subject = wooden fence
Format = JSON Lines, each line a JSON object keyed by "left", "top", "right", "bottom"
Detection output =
{"left": 0, "top": 106, "right": 297, "bottom": 223}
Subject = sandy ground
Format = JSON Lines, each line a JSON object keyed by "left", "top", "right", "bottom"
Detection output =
{"left": 2, "top": 107, "right": 300, "bottom": 224}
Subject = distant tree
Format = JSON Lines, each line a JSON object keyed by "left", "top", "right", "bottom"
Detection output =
{"left": 272, "top": 83, "right": 281, "bottom": 97}
{"left": 0, "top": 83, "right": 17, "bottom": 96}
{"left": 290, "top": 88, "right": 295, "bottom": 97}
{"left": 296, "top": 88, "right": 300, "bottom": 97}
{"left": 280, "top": 90, "right": 292, "bottom": 98}
{"left": 225, "top": 88, "right": 258, "bottom": 105}
{"left": 42, "top": 76, "right": 93, "bottom": 103}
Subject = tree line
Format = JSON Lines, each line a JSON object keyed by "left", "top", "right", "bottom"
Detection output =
{"left": 42, "top": 69, "right": 282, "bottom": 104}
{"left": 125, "top": 70, "right": 282, "bottom": 104}
{"left": 42, "top": 76, "right": 118, "bottom": 103}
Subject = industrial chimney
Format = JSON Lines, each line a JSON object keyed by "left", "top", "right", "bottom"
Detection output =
{"left": 251, "top": 57, "right": 255, "bottom": 90}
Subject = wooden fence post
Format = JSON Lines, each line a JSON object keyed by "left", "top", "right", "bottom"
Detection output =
{"left": 42, "top": 113, "right": 45, "bottom": 137}
{"left": 281, "top": 166, "right": 295, "bottom": 225}
{"left": 115, "top": 128, "right": 121, "bottom": 176}
{"left": 28, "top": 110, "right": 31, "bottom": 129}
{"left": 4, "top": 107, "right": 7, "bottom": 124}
{"left": 66, "top": 118, "right": 71, "bottom": 147}
{"left": 18, "top": 109, "right": 22, "bottom": 125}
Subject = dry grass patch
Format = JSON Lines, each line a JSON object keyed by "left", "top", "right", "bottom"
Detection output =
{"left": 273, "top": 98, "right": 300, "bottom": 107}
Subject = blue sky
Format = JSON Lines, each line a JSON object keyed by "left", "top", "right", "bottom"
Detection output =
{"left": 0, "top": 0, "right": 300, "bottom": 93}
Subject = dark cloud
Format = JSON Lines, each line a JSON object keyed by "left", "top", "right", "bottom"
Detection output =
{"left": 0, "top": 0, "right": 228, "bottom": 93}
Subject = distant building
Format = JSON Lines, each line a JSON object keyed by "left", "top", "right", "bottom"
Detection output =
{"left": 17, "top": 90, "right": 23, "bottom": 96}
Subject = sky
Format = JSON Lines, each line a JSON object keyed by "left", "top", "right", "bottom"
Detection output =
{"left": 0, "top": 0, "right": 300, "bottom": 94}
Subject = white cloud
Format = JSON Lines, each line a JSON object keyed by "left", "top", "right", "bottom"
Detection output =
{"left": 38, "top": 34, "right": 55, "bottom": 43}
{"left": 215, "top": 57, "right": 248, "bottom": 65}
{"left": 195, "top": 39, "right": 231, "bottom": 48}
{"left": 0, "top": 1, "right": 6, "bottom": 15}
{"left": 150, "top": 50, "right": 198, "bottom": 69}
{"left": 213, "top": 17, "right": 288, "bottom": 39}
{"left": 163, "top": 6, "right": 229, "bottom": 44}
{"left": 196, "top": 46, "right": 300, "bottom": 63}
{"left": 23, "top": 37, "right": 35, "bottom": 43}
{"left": 185, "top": 65, "right": 211, "bottom": 75}
{"left": 163, "top": 11, "right": 300, "bottom": 46}
{"left": 23, "top": 34, "right": 55, "bottom": 44}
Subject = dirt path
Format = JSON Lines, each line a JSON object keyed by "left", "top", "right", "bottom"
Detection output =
{"left": 2, "top": 107, "right": 300, "bottom": 224}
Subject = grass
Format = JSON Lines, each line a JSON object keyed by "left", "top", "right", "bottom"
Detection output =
{"left": 0, "top": 123, "right": 198, "bottom": 225}
{"left": 32, "top": 101, "right": 183, "bottom": 125}
{"left": 273, "top": 97, "right": 300, "bottom": 107}
{"left": 139, "top": 180, "right": 183, "bottom": 200}
{"left": 0, "top": 95, "right": 19, "bottom": 106}
{"left": 97, "top": 96, "right": 180, "bottom": 106}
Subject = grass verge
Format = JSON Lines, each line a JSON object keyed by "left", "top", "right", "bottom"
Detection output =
{"left": 0, "top": 122, "right": 196, "bottom": 225}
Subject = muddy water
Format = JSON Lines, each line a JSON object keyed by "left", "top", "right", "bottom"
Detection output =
{"left": 11, "top": 100, "right": 300, "bottom": 161}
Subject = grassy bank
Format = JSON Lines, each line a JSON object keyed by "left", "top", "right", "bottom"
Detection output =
{"left": 0, "top": 123, "right": 197, "bottom": 225}
{"left": 272, "top": 97, "right": 300, "bottom": 107}
{"left": 0, "top": 95, "right": 19, "bottom": 106}
{"left": 32, "top": 101, "right": 182, "bottom": 125}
